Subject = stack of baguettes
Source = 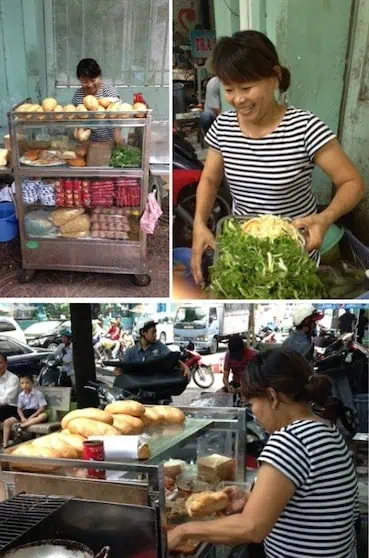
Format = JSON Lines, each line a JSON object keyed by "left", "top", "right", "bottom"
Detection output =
{"left": 8, "top": 403, "right": 186, "bottom": 470}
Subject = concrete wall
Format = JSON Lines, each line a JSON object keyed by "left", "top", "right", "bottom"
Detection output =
{"left": 0, "top": 0, "right": 169, "bottom": 138}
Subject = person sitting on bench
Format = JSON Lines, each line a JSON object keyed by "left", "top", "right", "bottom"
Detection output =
{"left": 3, "top": 374, "right": 47, "bottom": 449}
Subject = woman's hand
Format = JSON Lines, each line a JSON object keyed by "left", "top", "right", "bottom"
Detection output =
{"left": 167, "top": 525, "right": 186, "bottom": 550}
{"left": 293, "top": 213, "right": 331, "bottom": 252}
{"left": 223, "top": 486, "right": 249, "bottom": 514}
{"left": 191, "top": 222, "right": 216, "bottom": 285}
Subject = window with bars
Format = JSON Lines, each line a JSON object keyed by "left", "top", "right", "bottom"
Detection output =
{"left": 51, "top": 0, "right": 169, "bottom": 88}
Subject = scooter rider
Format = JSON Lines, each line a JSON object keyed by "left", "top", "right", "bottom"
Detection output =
{"left": 53, "top": 328, "right": 74, "bottom": 386}
{"left": 282, "top": 305, "right": 324, "bottom": 362}
{"left": 123, "top": 320, "right": 190, "bottom": 379}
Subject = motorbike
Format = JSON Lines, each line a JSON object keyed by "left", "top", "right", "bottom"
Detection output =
{"left": 179, "top": 346, "right": 215, "bottom": 388}
{"left": 84, "top": 380, "right": 172, "bottom": 408}
{"left": 312, "top": 333, "right": 368, "bottom": 433}
{"left": 173, "top": 128, "right": 231, "bottom": 249}
{"left": 37, "top": 355, "right": 72, "bottom": 387}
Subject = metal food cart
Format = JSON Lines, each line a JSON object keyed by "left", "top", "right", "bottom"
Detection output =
{"left": 8, "top": 100, "right": 155, "bottom": 286}
{"left": 0, "top": 406, "right": 248, "bottom": 558}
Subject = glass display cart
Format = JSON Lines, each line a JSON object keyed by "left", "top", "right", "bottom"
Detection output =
{"left": 8, "top": 100, "right": 155, "bottom": 286}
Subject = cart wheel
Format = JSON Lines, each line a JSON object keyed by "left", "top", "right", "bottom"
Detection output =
{"left": 17, "top": 268, "right": 35, "bottom": 283}
{"left": 132, "top": 274, "right": 151, "bottom": 287}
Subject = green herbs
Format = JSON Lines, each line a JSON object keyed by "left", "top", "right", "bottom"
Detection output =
{"left": 109, "top": 146, "right": 141, "bottom": 168}
{"left": 209, "top": 219, "right": 325, "bottom": 299}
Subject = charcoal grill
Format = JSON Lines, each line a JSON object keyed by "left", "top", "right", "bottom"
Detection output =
{"left": 0, "top": 493, "right": 158, "bottom": 558}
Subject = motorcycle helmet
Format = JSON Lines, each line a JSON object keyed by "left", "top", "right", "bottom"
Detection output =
{"left": 293, "top": 305, "right": 324, "bottom": 327}
{"left": 60, "top": 327, "right": 72, "bottom": 338}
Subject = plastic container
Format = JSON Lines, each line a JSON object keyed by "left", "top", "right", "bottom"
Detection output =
{"left": 173, "top": 247, "right": 192, "bottom": 278}
{"left": 320, "top": 224, "right": 345, "bottom": 264}
{"left": 353, "top": 394, "right": 368, "bottom": 433}
{"left": 345, "top": 229, "right": 369, "bottom": 298}
{"left": 0, "top": 202, "right": 18, "bottom": 242}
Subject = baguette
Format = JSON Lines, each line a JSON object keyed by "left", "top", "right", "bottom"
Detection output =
{"left": 138, "top": 442, "right": 151, "bottom": 460}
{"left": 68, "top": 417, "right": 120, "bottom": 437}
{"left": 105, "top": 401, "right": 145, "bottom": 417}
{"left": 59, "top": 431, "right": 86, "bottom": 454}
{"left": 151, "top": 406, "right": 185, "bottom": 425}
{"left": 11, "top": 444, "right": 61, "bottom": 472}
{"left": 185, "top": 491, "right": 228, "bottom": 518}
{"left": 61, "top": 408, "right": 113, "bottom": 430}
{"left": 32, "top": 433, "right": 79, "bottom": 459}
{"left": 112, "top": 414, "right": 144, "bottom": 435}
{"left": 142, "top": 408, "right": 161, "bottom": 427}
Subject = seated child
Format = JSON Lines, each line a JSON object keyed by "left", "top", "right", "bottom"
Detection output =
{"left": 3, "top": 374, "right": 47, "bottom": 448}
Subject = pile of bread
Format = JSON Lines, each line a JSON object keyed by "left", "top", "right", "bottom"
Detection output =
{"left": 9, "top": 403, "right": 185, "bottom": 469}
{"left": 15, "top": 96, "right": 147, "bottom": 120}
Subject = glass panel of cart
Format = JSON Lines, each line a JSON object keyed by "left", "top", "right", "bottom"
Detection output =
{"left": 22, "top": 177, "right": 141, "bottom": 241}
{"left": 14, "top": 122, "right": 144, "bottom": 170}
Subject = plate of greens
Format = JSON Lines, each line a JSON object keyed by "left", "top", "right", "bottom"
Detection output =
{"left": 209, "top": 215, "right": 325, "bottom": 299}
{"left": 109, "top": 145, "right": 141, "bottom": 168}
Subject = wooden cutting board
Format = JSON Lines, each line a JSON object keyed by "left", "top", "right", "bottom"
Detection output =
{"left": 86, "top": 141, "right": 113, "bottom": 166}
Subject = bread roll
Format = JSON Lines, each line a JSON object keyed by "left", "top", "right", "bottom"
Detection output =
{"left": 142, "top": 408, "right": 161, "bottom": 427}
{"left": 98, "top": 97, "right": 111, "bottom": 108}
{"left": 33, "top": 433, "right": 79, "bottom": 459}
{"left": 83, "top": 95, "right": 99, "bottom": 111}
{"left": 53, "top": 104, "right": 64, "bottom": 120}
{"left": 61, "top": 408, "right": 113, "bottom": 430}
{"left": 42, "top": 98, "right": 57, "bottom": 112}
{"left": 11, "top": 444, "right": 61, "bottom": 472}
{"left": 76, "top": 104, "right": 89, "bottom": 119}
{"left": 118, "top": 103, "right": 133, "bottom": 119}
{"left": 105, "top": 401, "right": 145, "bottom": 417}
{"left": 112, "top": 414, "right": 144, "bottom": 435}
{"left": 185, "top": 491, "right": 228, "bottom": 518}
{"left": 152, "top": 406, "right": 185, "bottom": 425}
{"left": 64, "top": 104, "right": 76, "bottom": 119}
{"left": 59, "top": 432, "right": 86, "bottom": 454}
{"left": 16, "top": 103, "right": 33, "bottom": 113}
{"left": 68, "top": 417, "right": 120, "bottom": 437}
{"left": 95, "top": 105, "right": 106, "bottom": 119}
{"left": 107, "top": 101, "right": 121, "bottom": 117}
{"left": 138, "top": 442, "right": 151, "bottom": 460}
{"left": 133, "top": 102, "right": 147, "bottom": 118}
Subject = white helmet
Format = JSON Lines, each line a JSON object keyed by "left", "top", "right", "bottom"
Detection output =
{"left": 293, "top": 305, "right": 324, "bottom": 327}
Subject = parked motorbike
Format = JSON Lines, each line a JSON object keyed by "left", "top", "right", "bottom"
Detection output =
{"left": 37, "top": 355, "right": 72, "bottom": 387}
{"left": 312, "top": 333, "right": 368, "bottom": 433}
{"left": 173, "top": 128, "right": 231, "bottom": 249}
{"left": 180, "top": 345, "right": 215, "bottom": 388}
{"left": 84, "top": 380, "right": 172, "bottom": 407}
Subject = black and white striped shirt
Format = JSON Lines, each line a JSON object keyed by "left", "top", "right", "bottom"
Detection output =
{"left": 72, "top": 80, "right": 119, "bottom": 142}
{"left": 259, "top": 419, "right": 359, "bottom": 557}
{"left": 206, "top": 107, "right": 336, "bottom": 261}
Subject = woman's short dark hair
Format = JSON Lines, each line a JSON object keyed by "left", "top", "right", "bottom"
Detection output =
{"left": 243, "top": 348, "right": 332, "bottom": 406}
{"left": 0, "top": 353, "right": 7, "bottom": 364}
{"left": 213, "top": 30, "right": 291, "bottom": 92}
{"left": 228, "top": 334, "right": 245, "bottom": 361}
{"left": 76, "top": 59, "right": 102, "bottom": 79}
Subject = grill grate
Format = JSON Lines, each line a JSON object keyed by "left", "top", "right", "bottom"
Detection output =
{"left": 0, "top": 493, "right": 69, "bottom": 551}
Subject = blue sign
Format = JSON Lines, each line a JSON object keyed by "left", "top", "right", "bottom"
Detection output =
{"left": 190, "top": 30, "right": 216, "bottom": 59}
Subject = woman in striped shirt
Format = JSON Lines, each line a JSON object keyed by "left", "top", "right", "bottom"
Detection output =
{"left": 191, "top": 31, "right": 364, "bottom": 283}
{"left": 168, "top": 349, "right": 359, "bottom": 557}
{"left": 72, "top": 58, "right": 120, "bottom": 143}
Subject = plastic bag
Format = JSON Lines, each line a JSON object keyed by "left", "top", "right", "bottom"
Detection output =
{"left": 59, "top": 214, "right": 90, "bottom": 234}
{"left": 49, "top": 208, "right": 84, "bottom": 226}
{"left": 140, "top": 192, "right": 162, "bottom": 234}
{"left": 25, "top": 210, "right": 58, "bottom": 237}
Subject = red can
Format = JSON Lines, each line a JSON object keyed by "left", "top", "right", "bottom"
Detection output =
{"left": 82, "top": 440, "right": 106, "bottom": 479}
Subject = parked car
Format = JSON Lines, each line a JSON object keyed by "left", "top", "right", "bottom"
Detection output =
{"left": 0, "top": 317, "right": 27, "bottom": 344}
{"left": 24, "top": 320, "right": 71, "bottom": 350}
{"left": 0, "top": 335, "right": 52, "bottom": 377}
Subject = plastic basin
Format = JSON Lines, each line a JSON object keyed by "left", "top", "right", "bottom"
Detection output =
{"left": 173, "top": 247, "right": 192, "bottom": 277}
{"left": 0, "top": 202, "right": 18, "bottom": 242}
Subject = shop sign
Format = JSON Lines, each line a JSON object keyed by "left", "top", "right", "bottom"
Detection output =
{"left": 190, "top": 30, "right": 216, "bottom": 58}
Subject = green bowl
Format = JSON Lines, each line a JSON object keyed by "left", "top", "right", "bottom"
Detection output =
{"left": 320, "top": 224, "right": 345, "bottom": 255}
